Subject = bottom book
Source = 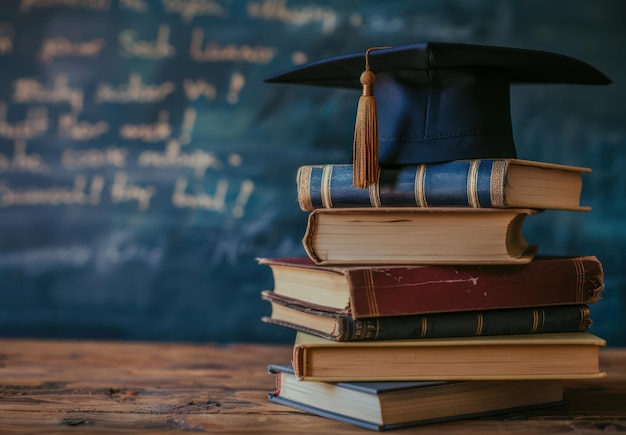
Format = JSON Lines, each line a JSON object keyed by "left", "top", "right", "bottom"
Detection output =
{"left": 268, "top": 364, "right": 564, "bottom": 431}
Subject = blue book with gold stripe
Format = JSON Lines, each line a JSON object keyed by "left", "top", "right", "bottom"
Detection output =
{"left": 297, "top": 159, "right": 590, "bottom": 212}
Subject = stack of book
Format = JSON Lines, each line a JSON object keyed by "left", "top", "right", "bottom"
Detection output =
{"left": 260, "top": 42, "right": 611, "bottom": 430}
{"left": 259, "top": 158, "right": 606, "bottom": 431}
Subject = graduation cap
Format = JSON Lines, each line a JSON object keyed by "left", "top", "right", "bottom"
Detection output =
{"left": 266, "top": 43, "right": 611, "bottom": 188}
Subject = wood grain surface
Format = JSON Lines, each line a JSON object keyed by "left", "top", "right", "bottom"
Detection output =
{"left": 0, "top": 339, "right": 625, "bottom": 434}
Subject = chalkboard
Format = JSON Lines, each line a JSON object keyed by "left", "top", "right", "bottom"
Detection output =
{"left": 0, "top": 0, "right": 624, "bottom": 345}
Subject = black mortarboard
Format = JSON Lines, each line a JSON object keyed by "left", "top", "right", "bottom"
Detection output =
{"left": 266, "top": 43, "right": 610, "bottom": 187}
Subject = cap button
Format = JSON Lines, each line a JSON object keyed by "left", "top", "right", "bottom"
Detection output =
{"left": 360, "top": 70, "right": 376, "bottom": 86}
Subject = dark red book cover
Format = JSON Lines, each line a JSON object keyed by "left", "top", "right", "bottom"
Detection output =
{"left": 259, "top": 256, "right": 604, "bottom": 318}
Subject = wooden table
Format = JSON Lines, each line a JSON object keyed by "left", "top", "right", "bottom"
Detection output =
{"left": 0, "top": 340, "right": 625, "bottom": 434}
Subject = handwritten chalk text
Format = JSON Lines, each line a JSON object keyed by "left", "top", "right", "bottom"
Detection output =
{"left": 0, "top": 22, "right": 14, "bottom": 54}
{"left": 0, "top": 102, "right": 48, "bottom": 140}
{"left": 58, "top": 113, "right": 109, "bottom": 141}
{"left": 119, "top": 24, "right": 175, "bottom": 59}
{"left": 0, "top": 175, "right": 104, "bottom": 207}
{"left": 120, "top": 0, "right": 148, "bottom": 12}
{"left": 95, "top": 73, "right": 176, "bottom": 103}
{"left": 0, "top": 141, "right": 51, "bottom": 174}
{"left": 13, "top": 75, "right": 84, "bottom": 113}
{"left": 119, "top": 110, "right": 172, "bottom": 142}
{"left": 110, "top": 172, "right": 156, "bottom": 211}
{"left": 20, "top": 0, "right": 110, "bottom": 12}
{"left": 183, "top": 78, "right": 217, "bottom": 101}
{"left": 190, "top": 29, "right": 277, "bottom": 64}
{"left": 163, "top": 0, "right": 227, "bottom": 22}
{"left": 172, "top": 176, "right": 227, "bottom": 211}
{"left": 62, "top": 146, "right": 128, "bottom": 169}
{"left": 138, "top": 140, "right": 221, "bottom": 178}
{"left": 39, "top": 36, "right": 105, "bottom": 64}
{"left": 247, "top": 0, "right": 337, "bottom": 34}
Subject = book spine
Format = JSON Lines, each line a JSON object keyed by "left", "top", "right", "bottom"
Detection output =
{"left": 347, "top": 256, "right": 604, "bottom": 318}
{"left": 297, "top": 161, "right": 507, "bottom": 211}
{"left": 292, "top": 345, "right": 306, "bottom": 380}
{"left": 337, "top": 305, "right": 591, "bottom": 341}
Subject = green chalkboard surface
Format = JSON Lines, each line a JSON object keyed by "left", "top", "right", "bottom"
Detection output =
{"left": 0, "top": 0, "right": 624, "bottom": 344}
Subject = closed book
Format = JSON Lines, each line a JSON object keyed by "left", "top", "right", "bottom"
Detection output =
{"left": 297, "top": 159, "right": 590, "bottom": 212}
{"left": 268, "top": 364, "right": 564, "bottom": 431}
{"left": 261, "top": 291, "right": 592, "bottom": 341}
{"left": 303, "top": 207, "right": 538, "bottom": 265}
{"left": 292, "top": 331, "right": 606, "bottom": 382}
{"left": 257, "top": 256, "right": 604, "bottom": 319}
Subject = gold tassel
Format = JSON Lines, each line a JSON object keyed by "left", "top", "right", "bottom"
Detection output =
{"left": 353, "top": 46, "right": 390, "bottom": 189}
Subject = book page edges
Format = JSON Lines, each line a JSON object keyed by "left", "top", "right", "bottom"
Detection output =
{"left": 509, "top": 158, "right": 592, "bottom": 173}
{"left": 294, "top": 331, "right": 606, "bottom": 348}
{"left": 292, "top": 344, "right": 306, "bottom": 380}
{"left": 268, "top": 393, "right": 568, "bottom": 431}
{"left": 295, "top": 372, "right": 606, "bottom": 382}
{"left": 303, "top": 208, "right": 539, "bottom": 266}
{"left": 256, "top": 256, "right": 348, "bottom": 276}
{"left": 309, "top": 254, "right": 536, "bottom": 266}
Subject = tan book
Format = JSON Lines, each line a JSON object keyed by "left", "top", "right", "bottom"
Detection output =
{"left": 292, "top": 331, "right": 606, "bottom": 382}
{"left": 303, "top": 207, "right": 538, "bottom": 265}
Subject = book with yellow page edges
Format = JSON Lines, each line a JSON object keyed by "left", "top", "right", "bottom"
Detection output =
{"left": 303, "top": 208, "right": 538, "bottom": 265}
{"left": 291, "top": 331, "right": 606, "bottom": 382}
{"left": 268, "top": 364, "right": 564, "bottom": 431}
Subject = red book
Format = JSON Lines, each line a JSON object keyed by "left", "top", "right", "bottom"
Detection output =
{"left": 257, "top": 256, "right": 604, "bottom": 319}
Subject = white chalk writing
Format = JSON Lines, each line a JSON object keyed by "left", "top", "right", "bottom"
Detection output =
{"left": 138, "top": 140, "right": 221, "bottom": 178}
{"left": 291, "top": 50, "right": 308, "bottom": 65}
{"left": 247, "top": 0, "right": 337, "bottom": 34}
{"left": 119, "top": 109, "right": 171, "bottom": 142}
{"left": 62, "top": 146, "right": 128, "bottom": 169}
{"left": 119, "top": 24, "right": 175, "bottom": 59}
{"left": 95, "top": 73, "right": 176, "bottom": 103}
{"left": 163, "top": 0, "right": 227, "bottom": 22}
{"left": 0, "top": 102, "right": 48, "bottom": 140}
{"left": 20, "top": 0, "right": 110, "bottom": 12}
{"left": 0, "top": 175, "right": 104, "bottom": 207}
{"left": 171, "top": 176, "right": 227, "bottom": 211}
{"left": 232, "top": 179, "right": 254, "bottom": 218}
{"left": 227, "top": 72, "right": 245, "bottom": 104}
{"left": 182, "top": 78, "right": 217, "bottom": 101}
{"left": 178, "top": 107, "right": 196, "bottom": 143}
{"left": 39, "top": 36, "right": 106, "bottom": 64}
{"left": 228, "top": 153, "right": 242, "bottom": 167}
{"left": 0, "top": 22, "right": 14, "bottom": 54}
{"left": 58, "top": 113, "right": 109, "bottom": 140}
{"left": 110, "top": 172, "right": 156, "bottom": 211}
{"left": 0, "top": 141, "right": 51, "bottom": 174}
{"left": 190, "top": 29, "right": 277, "bottom": 63}
{"left": 96, "top": 233, "right": 164, "bottom": 273}
{"left": 120, "top": 0, "right": 148, "bottom": 12}
{"left": 13, "top": 75, "right": 84, "bottom": 113}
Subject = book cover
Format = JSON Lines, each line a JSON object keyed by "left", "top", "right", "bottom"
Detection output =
{"left": 303, "top": 207, "right": 538, "bottom": 265}
{"left": 258, "top": 256, "right": 604, "bottom": 318}
{"left": 268, "top": 364, "right": 564, "bottom": 431}
{"left": 297, "top": 159, "right": 590, "bottom": 212}
{"left": 292, "top": 331, "right": 606, "bottom": 381}
{"left": 262, "top": 291, "right": 593, "bottom": 341}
